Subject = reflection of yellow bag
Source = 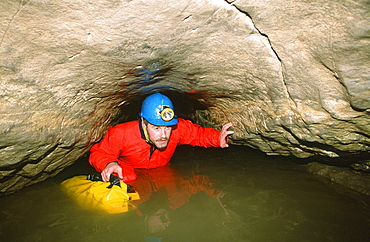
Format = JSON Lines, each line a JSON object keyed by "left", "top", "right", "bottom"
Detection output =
{"left": 61, "top": 175, "right": 140, "bottom": 214}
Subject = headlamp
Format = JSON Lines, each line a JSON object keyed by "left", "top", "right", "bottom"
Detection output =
{"left": 160, "top": 107, "right": 175, "bottom": 121}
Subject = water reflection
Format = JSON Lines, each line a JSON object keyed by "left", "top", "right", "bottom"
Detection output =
{"left": 0, "top": 146, "right": 369, "bottom": 241}
{"left": 127, "top": 165, "right": 226, "bottom": 240}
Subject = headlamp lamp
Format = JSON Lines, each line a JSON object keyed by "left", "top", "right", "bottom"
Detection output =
{"left": 160, "top": 107, "right": 175, "bottom": 121}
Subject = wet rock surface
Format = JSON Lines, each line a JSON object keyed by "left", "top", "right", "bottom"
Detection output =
{"left": 306, "top": 162, "right": 370, "bottom": 197}
{"left": 0, "top": 0, "right": 369, "bottom": 193}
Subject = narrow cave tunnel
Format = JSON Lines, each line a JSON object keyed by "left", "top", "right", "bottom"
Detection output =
{"left": 1, "top": 0, "right": 369, "bottom": 197}
{"left": 1, "top": 0, "right": 370, "bottom": 240}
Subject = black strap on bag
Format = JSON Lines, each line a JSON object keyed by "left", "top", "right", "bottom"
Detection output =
{"left": 86, "top": 174, "right": 135, "bottom": 192}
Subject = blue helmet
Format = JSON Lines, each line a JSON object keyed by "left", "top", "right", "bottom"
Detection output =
{"left": 139, "top": 93, "right": 178, "bottom": 126}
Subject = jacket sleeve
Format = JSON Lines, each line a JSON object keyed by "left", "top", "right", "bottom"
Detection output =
{"left": 177, "top": 119, "right": 221, "bottom": 148}
{"left": 89, "top": 126, "right": 125, "bottom": 172}
{"left": 89, "top": 126, "right": 138, "bottom": 181}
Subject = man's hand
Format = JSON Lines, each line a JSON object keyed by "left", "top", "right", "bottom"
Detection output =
{"left": 101, "top": 162, "right": 123, "bottom": 182}
{"left": 219, "top": 122, "right": 234, "bottom": 148}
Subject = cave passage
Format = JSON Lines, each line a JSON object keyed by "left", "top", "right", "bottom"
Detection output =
{"left": 111, "top": 89, "right": 213, "bottom": 126}
{"left": 1, "top": 0, "right": 369, "bottom": 198}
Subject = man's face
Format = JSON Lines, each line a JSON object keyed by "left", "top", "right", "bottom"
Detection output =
{"left": 145, "top": 122, "right": 173, "bottom": 149}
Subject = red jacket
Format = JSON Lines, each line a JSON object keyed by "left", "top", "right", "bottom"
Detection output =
{"left": 89, "top": 118, "right": 221, "bottom": 181}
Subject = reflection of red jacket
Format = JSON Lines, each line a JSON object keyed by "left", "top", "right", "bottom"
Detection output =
{"left": 130, "top": 165, "right": 222, "bottom": 210}
{"left": 89, "top": 118, "right": 221, "bottom": 181}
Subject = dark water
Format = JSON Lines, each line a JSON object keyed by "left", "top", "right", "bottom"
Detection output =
{"left": 1, "top": 146, "right": 369, "bottom": 242}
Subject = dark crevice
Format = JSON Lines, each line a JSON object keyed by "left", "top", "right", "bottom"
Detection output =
{"left": 223, "top": 0, "right": 301, "bottom": 108}
{"left": 280, "top": 125, "right": 370, "bottom": 169}
{"left": 110, "top": 59, "right": 232, "bottom": 126}
{"left": 226, "top": 2, "right": 282, "bottom": 63}
{"left": 111, "top": 90, "right": 211, "bottom": 126}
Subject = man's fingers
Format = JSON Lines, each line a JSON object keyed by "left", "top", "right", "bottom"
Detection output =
{"left": 222, "top": 122, "right": 233, "bottom": 131}
{"left": 117, "top": 169, "right": 124, "bottom": 179}
{"left": 221, "top": 123, "right": 234, "bottom": 138}
{"left": 101, "top": 162, "right": 123, "bottom": 182}
{"left": 220, "top": 132, "right": 233, "bottom": 142}
{"left": 101, "top": 171, "right": 110, "bottom": 182}
{"left": 226, "top": 130, "right": 235, "bottom": 135}
{"left": 219, "top": 122, "right": 234, "bottom": 148}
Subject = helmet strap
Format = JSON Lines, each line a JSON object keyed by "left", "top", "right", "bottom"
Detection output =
{"left": 141, "top": 118, "right": 153, "bottom": 145}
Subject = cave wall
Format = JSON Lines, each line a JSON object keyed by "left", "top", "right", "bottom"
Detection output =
{"left": 0, "top": 0, "right": 369, "bottom": 193}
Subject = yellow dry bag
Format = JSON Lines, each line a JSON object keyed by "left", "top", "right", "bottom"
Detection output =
{"left": 61, "top": 174, "right": 140, "bottom": 214}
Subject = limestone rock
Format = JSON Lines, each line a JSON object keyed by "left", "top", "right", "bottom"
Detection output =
{"left": 0, "top": 0, "right": 369, "bottom": 193}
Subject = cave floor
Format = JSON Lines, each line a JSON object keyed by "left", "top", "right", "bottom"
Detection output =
{"left": 0, "top": 146, "right": 369, "bottom": 241}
